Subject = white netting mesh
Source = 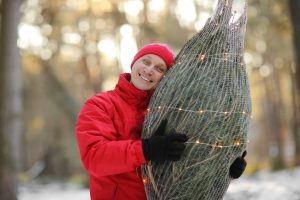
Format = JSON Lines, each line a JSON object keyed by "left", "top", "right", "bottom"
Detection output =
{"left": 141, "top": 0, "right": 251, "bottom": 199}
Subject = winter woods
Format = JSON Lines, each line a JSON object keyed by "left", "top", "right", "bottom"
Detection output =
{"left": 0, "top": 0, "right": 300, "bottom": 199}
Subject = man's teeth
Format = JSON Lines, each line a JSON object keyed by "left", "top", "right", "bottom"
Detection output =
{"left": 139, "top": 74, "right": 153, "bottom": 83}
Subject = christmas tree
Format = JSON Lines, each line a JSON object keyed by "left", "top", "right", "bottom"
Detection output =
{"left": 141, "top": 0, "right": 252, "bottom": 199}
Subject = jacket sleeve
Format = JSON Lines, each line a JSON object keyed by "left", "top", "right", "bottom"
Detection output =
{"left": 75, "top": 97, "right": 147, "bottom": 178}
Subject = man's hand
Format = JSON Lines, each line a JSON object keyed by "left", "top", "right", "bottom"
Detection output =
{"left": 229, "top": 151, "right": 247, "bottom": 179}
{"left": 142, "top": 120, "right": 188, "bottom": 162}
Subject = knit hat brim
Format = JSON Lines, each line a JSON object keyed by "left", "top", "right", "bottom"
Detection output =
{"left": 130, "top": 43, "right": 175, "bottom": 69}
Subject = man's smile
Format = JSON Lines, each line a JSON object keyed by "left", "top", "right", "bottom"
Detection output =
{"left": 138, "top": 73, "right": 153, "bottom": 83}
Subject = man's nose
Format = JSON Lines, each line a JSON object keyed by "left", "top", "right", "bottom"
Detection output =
{"left": 144, "top": 65, "right": 154, "bottom": 75}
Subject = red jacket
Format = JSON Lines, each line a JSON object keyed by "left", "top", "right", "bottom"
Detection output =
{"left": 76, "top": 73, "right": 152, "bottom": 200}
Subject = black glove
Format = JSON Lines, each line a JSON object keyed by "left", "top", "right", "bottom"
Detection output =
{"left": 142, "top": 120, "right": 188, "bottom": 162}
{"left": 229, "top": 151, "right": 247, "bottom": 179}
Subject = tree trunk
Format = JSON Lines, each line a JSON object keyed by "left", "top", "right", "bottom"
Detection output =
{"left": 43, "top": 65, "right": 79, "bottom": 124}
{"left": 271, "top": 69, "right": 286, "bottom": 169}
{"left": 0, "top": 0, "right": 22, "bottom": 199}
{"left": 288, "top": 0, "right": 300, "bottom": 166}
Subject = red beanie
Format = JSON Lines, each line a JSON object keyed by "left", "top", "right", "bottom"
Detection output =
{"left": 130, "top": 43, "right": 175, "bottom": 69}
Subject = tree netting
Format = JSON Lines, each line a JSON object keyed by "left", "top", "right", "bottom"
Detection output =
{"left": 141, "top": 0, "right": 252, "bottom": 199}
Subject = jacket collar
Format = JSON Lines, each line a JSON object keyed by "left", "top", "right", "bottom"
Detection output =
{"left": 115, "top": 73, "right": 153, "bottom": 108}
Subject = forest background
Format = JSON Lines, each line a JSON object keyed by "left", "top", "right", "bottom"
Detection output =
{"left": 1, "top": 0, "right": 300, "bottom": 199}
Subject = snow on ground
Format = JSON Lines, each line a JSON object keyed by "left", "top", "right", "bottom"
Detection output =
{"left": 18, "top": 182, "right": 89, "bottom": 200}
{"left": 19, "top": 168, "right": 300, "bottom": 200}
{"left": 224, "top": 167, "right": 300, "bottom": 200}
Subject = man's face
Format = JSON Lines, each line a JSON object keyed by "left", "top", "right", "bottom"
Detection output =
{"left": 131, "top": 54, "right": 168, "bottom": 91}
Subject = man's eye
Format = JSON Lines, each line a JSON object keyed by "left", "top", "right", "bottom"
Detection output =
{"left": 156, "top": 67, "right": 165, "bottom": 73}
{"left": 143, "top": 59, "right": 150, "bottom": 65}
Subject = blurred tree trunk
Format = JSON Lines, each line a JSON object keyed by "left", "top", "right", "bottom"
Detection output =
{"left": 288, "top": 0, "right": 300, "bottom": 166}
{"left": 263, "top": 70, "right": 285, "bottom": 170}
{"left": 0, "top": 0, "right": 22, "bottom": 199}
{"left": 272, "top": 69, "right": 286, "bottom": 169}
{"left": 43, "top": 65, "right": 79, "bottom": 124}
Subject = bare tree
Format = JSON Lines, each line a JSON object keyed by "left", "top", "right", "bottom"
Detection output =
{"left": 288, "top": 0, "right": 300, "bottom": 166}
{"left": 264, "top": 69, "right": 286, "bottom": 169}
{"left": 0, "top": 0, "right": 22, "bottom": 199}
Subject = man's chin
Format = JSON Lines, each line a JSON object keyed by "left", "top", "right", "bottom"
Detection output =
{"left": 131, "top": 82, "right": 151, "bottom": 91}
{"left": 139, "top": 84, "right": 155, "bottom": 91}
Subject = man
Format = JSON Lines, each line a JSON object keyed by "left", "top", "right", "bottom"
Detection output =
{"left": 75, "top": 43, "right": 246, "bottom": 200}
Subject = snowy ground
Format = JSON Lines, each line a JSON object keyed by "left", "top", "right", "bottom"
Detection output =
{"left": 19, "top": 168, "right": 300, "bottom": 200}
{"left": 224, "top": 168, "right": 300, "bottom": 200}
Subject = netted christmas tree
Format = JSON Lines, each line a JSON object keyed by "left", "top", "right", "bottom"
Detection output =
{"left": 141, "top": 0, "right": 252, "bottom": 199}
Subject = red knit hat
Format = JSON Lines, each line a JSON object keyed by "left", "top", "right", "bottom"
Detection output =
{"left": 130, "top": 43, "right": 175, "bottom": 69}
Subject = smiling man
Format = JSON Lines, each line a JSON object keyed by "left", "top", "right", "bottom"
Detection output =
{"left": 75, "top": 43, "right": 247, "bottom": 200}
{"left": 75, "top": 44, "right": 189, "bottom": 200}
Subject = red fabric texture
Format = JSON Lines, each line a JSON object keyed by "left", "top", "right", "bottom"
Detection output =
{"left": 76, "top": 73, "right": 152, "bottom": 200}
{"left": 130, "top": 43, "right": 175, "bottom": 69}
